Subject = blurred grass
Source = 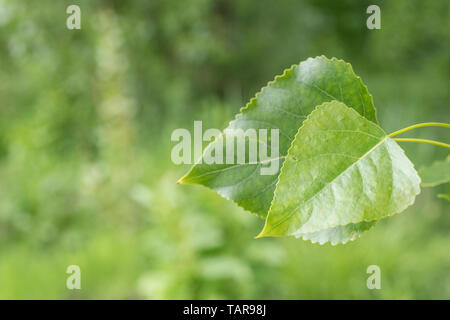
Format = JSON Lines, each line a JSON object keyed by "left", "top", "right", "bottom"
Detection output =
{"left": 0, "top": 0, "right": 448, "bottom": 299}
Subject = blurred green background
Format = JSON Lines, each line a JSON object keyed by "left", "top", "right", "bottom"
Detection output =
{"left": 0, "top": 0, "right": 448, "bottom": 299}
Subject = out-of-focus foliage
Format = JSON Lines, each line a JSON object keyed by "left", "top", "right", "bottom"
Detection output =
{"left": 0, "top": 0, "right": 448, "bottom": 299}
{"left": 419, "top": 156, "right": 450, "bottom": 187}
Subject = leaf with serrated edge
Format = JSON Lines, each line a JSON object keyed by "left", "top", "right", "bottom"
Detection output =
{"left": 419, "top": 156, "right": 450, "bottom": 187}
{"left": 179, "top": 56, "right": 378, "bottom": 218}
{"left": 300, "top": 221, "right": 377, "bottom": 245}
{"left": 258, "top": 101, "right": 421, "bottom": 242}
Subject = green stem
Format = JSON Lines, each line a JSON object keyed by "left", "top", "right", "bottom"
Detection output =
{"left": 393, "top": 138, "right": 450, "bottom": 149}
{"left": 388, "top": 122, "right": 450, "bottom": 138}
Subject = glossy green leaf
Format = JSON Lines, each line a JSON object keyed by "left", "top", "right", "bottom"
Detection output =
{"left": 179, "top": 56, "right": 377, "bottom": 218}
{"left": 437, "top": 194, "right": 450, "bottom": 201}
{"left": 258, "top": 101, "right": 421, "bottom": 243}
{"left": 419, "top": 156, "right": 450, "bottom": 187}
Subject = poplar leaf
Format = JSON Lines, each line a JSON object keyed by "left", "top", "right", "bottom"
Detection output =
{"left": 179, "top": 56, "right": 377, "bottom": 217}
{"left": 419, "top": 156, "right": 450, "bottom": 187}
{"left": 258, "top": 101, "right": 421, "bottom": 243}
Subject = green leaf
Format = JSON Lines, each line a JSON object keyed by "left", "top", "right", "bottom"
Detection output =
{"left": 179, "top": 56, "right": 377, "bottom": 218}
{"left": 258, "top": 101, "right": 421, "bottom": 242}
{"left": 437, "top": 193, "right": 450, "bottom": 201}
{"left": 418, "top": 156, "right": 450, "bottom": 187}
{"left": 300, "top": 221, "right": 377, "bottom": 245}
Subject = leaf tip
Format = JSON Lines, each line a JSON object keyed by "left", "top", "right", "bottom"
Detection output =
{"left": 255, "top": 223, "right": 274, "bottom": 239}
{"left": 177, "top": 176, "right": 187, "bottom": 184}
{"left": 177, "top": 171, "right": 193, "bottom": 185}
{"left": 254, "top": 231, "right": 265, "bottom": 239}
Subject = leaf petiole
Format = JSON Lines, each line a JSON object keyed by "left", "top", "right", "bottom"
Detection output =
{"left": 392, "top": 138, "right": 450, "bottom": 149}
{"left": 388, "top": 122, "right": 450, "bottom": 137}
{"left": 388, "top": 122, "right": 450, "bottom": 149}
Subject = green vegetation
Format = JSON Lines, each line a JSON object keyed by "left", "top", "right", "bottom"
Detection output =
{"left": 179, "top": 56, "right": 378, "bottom": 218}
{"left": 419, "top": 156, "right": 450, "bottom": 187}
{"left": 258, "top": 101, "right": 421, "bottom": 243}
{"left": 180, "top": 58, "right": 448, "bottom": 244}
{"left": 0, "top": 0, "right": 448, "bottom": 299}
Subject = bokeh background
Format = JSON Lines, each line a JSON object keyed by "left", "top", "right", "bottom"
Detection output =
{"left": 0, "top": 0, "right": 448, "bottom": 299}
